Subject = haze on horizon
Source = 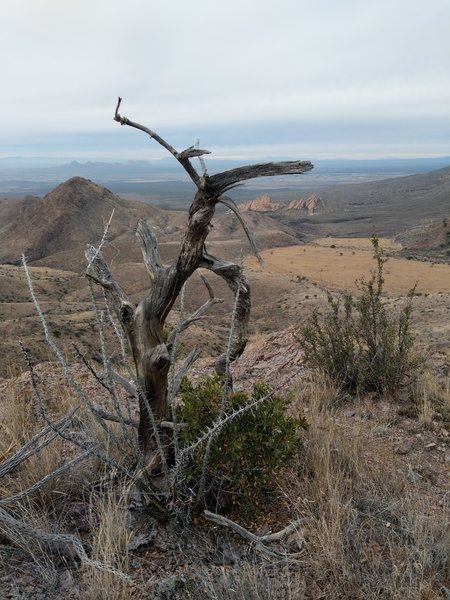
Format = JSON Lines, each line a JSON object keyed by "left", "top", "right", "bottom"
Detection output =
{"left": 1, "top": 0, "right": 449, "bottom": 162}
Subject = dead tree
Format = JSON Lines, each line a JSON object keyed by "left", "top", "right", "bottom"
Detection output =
{"left": 86, "top": 98, "right": 313, "bottom": 467}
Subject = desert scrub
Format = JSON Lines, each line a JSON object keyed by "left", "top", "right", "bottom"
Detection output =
{"left": 299, "top": 236, "right": 422, "bottom": 396}
{"left": 178, "top": 374, "right": 308, "bottom": 514}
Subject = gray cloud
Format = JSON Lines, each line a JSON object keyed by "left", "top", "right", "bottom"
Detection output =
{"left": 1, "top": 0, "right": 449, "bottom": 158}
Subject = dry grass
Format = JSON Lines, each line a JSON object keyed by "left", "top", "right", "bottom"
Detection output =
{"left": 314, "top": 237, "right": 402, "bottom": 251}
{"left": 0, "top": 375, "right": 73, "bottom": 505}
{"left": 0, "top": 365, "right": 448, "bottom": 598}
{"left": 279, "top": 372, "right": 450, "bottom": 599}
{"left": 0, "top": 362, "right": 139, "bottom": 597}
{"left": 245, "top": 242, "right": 450, "bottom": 294}
{"left": 79, "top": 483, "right": 134, "bottom": 600}
{"left": 1, "top": 237, "right": 449, "bottom": 597}
{"left": 411, "top": 368, "right": 450, "bottom": 426}
{"left": 197, "top": 561, "right": 306, "bottom": 599}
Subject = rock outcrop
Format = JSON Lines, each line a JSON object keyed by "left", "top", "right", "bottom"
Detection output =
{"left": 239, "top": 194, "right": 284, "bottom": 212}
{"left": 240, "top": 193, "right": 322, "bottom": 215}
{"left": 286, "top": 194, "right": 321, "bottom": 215}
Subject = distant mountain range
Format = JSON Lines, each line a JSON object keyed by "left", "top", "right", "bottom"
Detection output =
{"left": 1, "top": 156, "right": 449, "bottom": 203}
{"left": 0, "top": 165, "right": 449, "bottom": 270}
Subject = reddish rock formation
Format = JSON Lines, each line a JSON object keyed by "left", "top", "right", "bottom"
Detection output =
{"left": 240, "top": 193, "right": 322, "bottom": 215}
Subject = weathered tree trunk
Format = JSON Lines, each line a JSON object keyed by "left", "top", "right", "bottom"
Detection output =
{"left": 85, "top": 98, "right": 313, "bottom": 468}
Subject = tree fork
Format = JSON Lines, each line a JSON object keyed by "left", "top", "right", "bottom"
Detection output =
{"left": 86, "top": 98, "right": 313, "bottom": 464}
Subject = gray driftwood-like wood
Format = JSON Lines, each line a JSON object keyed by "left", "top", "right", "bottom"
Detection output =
{"left": 86, "top": 97, "right": 313, "bottom": 464}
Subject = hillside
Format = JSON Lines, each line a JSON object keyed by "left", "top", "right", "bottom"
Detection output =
{"left": 239, "top": 166, "right": 450, "bottom": 254}
{"left": 0, "top": 177, "right": 302, "bottom": 271}
{"left": 0, "top": 177, "right": 187, "bottom": 268}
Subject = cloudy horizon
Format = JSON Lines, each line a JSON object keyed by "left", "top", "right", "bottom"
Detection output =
{"left": 1, "top": 0, "right": 449, "bottom": 161}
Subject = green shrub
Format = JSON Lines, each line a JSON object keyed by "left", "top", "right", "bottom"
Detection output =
{"left": 299, "top": 236, "right": 422, "bottom": 396}
{"left": 178, "top": 374, "right": 307, "bottom": 514}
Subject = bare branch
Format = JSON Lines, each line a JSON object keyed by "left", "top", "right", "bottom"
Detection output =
{"left": 72, "top": 342, "right": 137, "bottom": 429}
{"left": 199, "top": 272, "right": 214, "bottom": 299}
{"left": 114, "top": 97, "right": 201, "bottom": 187}
{"left": 219, "top": 195, "right": 263, "bottom": 265}
{"left": 210, "top": 160, "right": 313, "bottom": 193}
{"left": 195, "top": 139, "right": 208, "bottom": 176}
{"left": 0, "top": 506, "right": 88, "bottom": 559}
{"left": 204, "top": 510, "right": 304, "bottom": 559}
{"left": 85, "top": 208, "right": 115, "bottom": 272}
{"left": 200, "top": 250, "right": 250, "bottom": 376}
{"left": 0, "top": 449, "right": 94, "bottom": 507}
{"left": 0, "top": 415, "right": 74, "bottom": 478}
{"left": 178, "top": 146, "right": 211, "bottom": 159}
{"left": 89, "top": 404, "right": 138, "bottom": 428}
{"left": 110, "top": 370, "right": 138, "bottom": 397}
{"left": 0, "top": 506, "right": 130, "bottom": 578}
{"left": 136, "top": 219, "right": 163, "bottom": 282}
{"left": 172, "top": 347, "right": 202, "bottom": 397}
{"left": 167, "top": 297, "right": 223, "bottom": 347}
{"left": 85, "top": 245, "right": 135, "bottom": 335}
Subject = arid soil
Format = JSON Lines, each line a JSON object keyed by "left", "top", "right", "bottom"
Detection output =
{"left": 1, "top": 171, "right": 450, "bottom": 597}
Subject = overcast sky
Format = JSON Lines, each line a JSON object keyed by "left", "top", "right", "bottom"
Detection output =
{"left": 1, "top": 0, "right": 449, "bottom": 161}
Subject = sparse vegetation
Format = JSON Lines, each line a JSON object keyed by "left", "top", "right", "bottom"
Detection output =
{"left": 179, "top": 375, "right": 307, "bottom": 515}
{"left": 299, "top": 237, "right": 423, "bottom": 396}
{"left": 1, "top": 118, "right": 450, "bottom": 597}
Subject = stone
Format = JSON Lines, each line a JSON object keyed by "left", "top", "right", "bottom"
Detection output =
{"left": 153, "top": 575, "right": 196, "bottom": 600}
{"left": 407, "top": 466, "right": 421, "bottom": 483}
{"left": 128, "top": 531, "right": 156, "bottom": 551}
{"left": 395, "top": 438, "right": 415, "bottom": 454}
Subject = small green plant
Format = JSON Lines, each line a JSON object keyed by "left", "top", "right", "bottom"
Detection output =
{"left": 178, "top": 374, "right": 307, "bottom": 514}
{"left": 299, "top": 236, "right": 422, "bottom": 396}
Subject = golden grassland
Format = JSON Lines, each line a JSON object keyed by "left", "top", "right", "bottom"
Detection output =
{"left": 245, "top": 238, "right": 450, "bottom": 295}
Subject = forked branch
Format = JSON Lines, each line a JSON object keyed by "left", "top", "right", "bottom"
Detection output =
{"left": 114, "top": 97, "right": 202, "bottom": 187}
{"left": 85, "top": 245, "right": 136, "bottom": 343}
{"left": 106, "top": 98, "right": 313, "bottom": 457}
{"left": 204, "top": 510, "right": 304, "bottom": 559}
{"left": 167, "top": 274, "right": 223, "bottom": 347}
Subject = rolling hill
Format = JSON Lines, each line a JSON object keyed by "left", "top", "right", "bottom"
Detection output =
{"left": 0, "top": 177, "right": 303, "bottom": 270}
{"left": 238, "top": 166, "right": 450, "bottom": 250}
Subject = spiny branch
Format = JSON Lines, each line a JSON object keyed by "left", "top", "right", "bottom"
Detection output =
{"left": 0, "top": 449, "right": 94, "bottom": 507}
{"left": 171, "top": 347, "right": 202, "bottom": 398}
{"left": 85, "top": 246, "right": 135, "bottom": 335}
{"left": 0, "top": 415, "right": 74, "bottom": 478}
{"left": 167, "top": 276, "right": 223, "bottom": 347}
{"left": 0, "top": 507, "right": 130, "bottom": 579}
